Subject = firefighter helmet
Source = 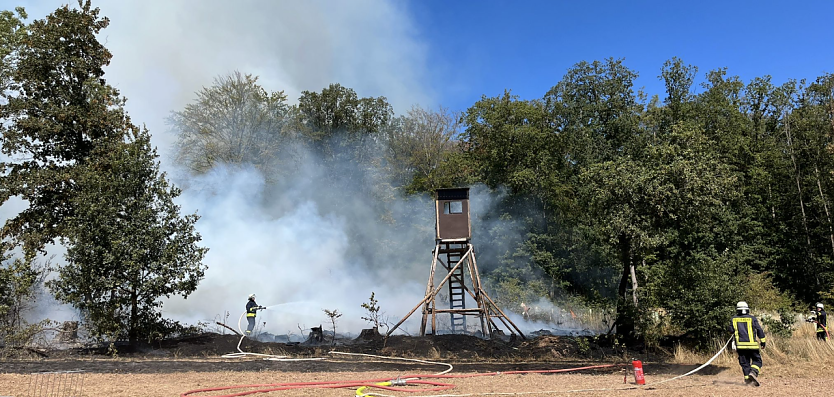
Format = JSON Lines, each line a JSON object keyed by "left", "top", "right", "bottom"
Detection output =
{"left": 736, "top": 301, "right": 749, "bottom": 314}
{"left": 817, "top": 302, "right": 824, "bottom": 309}
{"left": 249, "top": 294, "right": 256, "bottom": 300}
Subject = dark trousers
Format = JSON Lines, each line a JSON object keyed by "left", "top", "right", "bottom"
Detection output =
{"left": 817, "top": 330, "right": 827, "bottom": 341}
{"left": 246, "top": 317, "right": 256, "bottom": 335}
{"left": 737, "top": 349, "right": 762, "bottom": 376}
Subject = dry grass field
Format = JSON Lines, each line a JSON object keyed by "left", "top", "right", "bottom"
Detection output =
{"left": 2, "top": 322, "right": 833, "bottom": 397}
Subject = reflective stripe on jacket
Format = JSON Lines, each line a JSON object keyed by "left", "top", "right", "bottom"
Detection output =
{"left": 816, "top": 310, "right": 827, "bottom": 333}
{"left": 730, "top": 314, "right": 766, "bottom": 350}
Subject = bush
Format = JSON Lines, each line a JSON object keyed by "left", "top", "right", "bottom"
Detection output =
{"left": 0, "top": 255, "right": 48, "bottom": 353}
{"left": 760, "top": 306, "right": 796, "bottom": 338}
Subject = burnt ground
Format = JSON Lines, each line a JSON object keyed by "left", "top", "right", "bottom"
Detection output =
{"left": 0, "top": 332, "right": 706, "bottom": 377}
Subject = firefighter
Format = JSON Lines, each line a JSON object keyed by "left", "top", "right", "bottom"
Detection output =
{"left": 809, "top": 302, "right": 828, "bottom": 341}
{"left": 245, "top": 294, "right": 265, "bottom": 336}
{"left": 729, "top": 301, "right": 765, "bottom": 387}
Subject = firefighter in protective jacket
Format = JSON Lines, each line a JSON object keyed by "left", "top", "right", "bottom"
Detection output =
{"left": 808, "top": 302, "right": 828, "bottom": 341}
{"left": 245, "top": 294, "right": 265, "bottom": 336}
{"left": 730, "top": 301, "right": 765, "bottom": 387}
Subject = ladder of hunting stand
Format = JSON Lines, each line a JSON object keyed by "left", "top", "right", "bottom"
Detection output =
{"left": 445, "top": 247, "right": 466, "bottom": 333}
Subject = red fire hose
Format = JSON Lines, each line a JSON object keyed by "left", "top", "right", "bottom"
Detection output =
{"left": 811, "top": 319, "right": 830, "bottom": 338}
{"left": 180, "top": 364, "right": 624, "bottom": 397}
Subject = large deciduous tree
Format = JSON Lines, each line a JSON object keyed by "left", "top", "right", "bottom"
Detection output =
{"left": 296, "top": 83, "right": 393, "bottom": 164}
{"left": 170, "top": 71, "right": 293, "bottom": 178}
{"left": 49, "top": 130, "right": 207, "bottom": 344}
{"left": 384, "top": 106, "right": 463, "bottom": 192}
{"left": 0, "top": 1, "right": 122, "bottom": 256}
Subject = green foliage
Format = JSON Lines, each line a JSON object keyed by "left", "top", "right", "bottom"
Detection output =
{"left": 744, "top": 272, "right": 794, "bottom": 312}
{"left": 48, "top": 130, "right": 208, "bottom": 343}
{"left": 323, "top": 308, "right": 342, "bottom": 346}
{"left": 360, "top": 292, "right": 387, "bottom": 333}
{"left": 383, "top": 106, "right": 463, "bottom": 193}
{"left": 648, "top": 251, "right": 745, "bottom": 348}
{"left": 0, "top": 6, "right": 27, "bottom": 94}
{"left": 0, "top": 251, "right": 47, "bottom": 350}
{"left": 457, "top": 56, "right": 834, "bottom": 345}
{"left": 576, "top": 337, "right": 590, "bottom": 355}
{"left": 0, "top": 0, "right": 121, "bottom": 257}
{"left": 760, "top": 306, "right": 796, "bottom": 339}
{"left": 170, "top": 71, "right": 293, "bottom": 178}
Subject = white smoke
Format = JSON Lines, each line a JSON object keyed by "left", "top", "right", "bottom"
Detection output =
{"left": 161, "top": 157, "right": 433, "bottom": 337}
{"left": 16, "top": 0, "right": 433, "bottom": 156}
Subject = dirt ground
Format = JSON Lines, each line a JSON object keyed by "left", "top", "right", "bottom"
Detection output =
{"left": 1, "top": 333, "right": 831, "bottom": 396}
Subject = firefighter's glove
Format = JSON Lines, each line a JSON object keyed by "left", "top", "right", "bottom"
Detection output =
{"left": 761, "top": 341, "right": 766, "bottom": 350}
{"left": 731, "top": 340, "right": 736, "bottom": 351}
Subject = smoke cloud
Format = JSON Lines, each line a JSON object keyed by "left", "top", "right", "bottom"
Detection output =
{"left": 17, "top": 0, "right": 433, "bottom": 154}
{"left": 162, "top": 157, "right": 433, "bottom": 336}
{"left": 94, "top": 0, "right": 433, "bottom": 154}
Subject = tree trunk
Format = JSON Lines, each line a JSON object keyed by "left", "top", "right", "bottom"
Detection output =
{"left": 631, "top": 260, "right": 641, "bottom": 306}
{"left": 129, "top": 284, "right": 138, "bottom": 345}
{"left": 785, "top": 113, "right": 812, "bottom": 248}
{"left": 615, "top": 235, "right": 634, "bottom": 338}
{"left": 814, "top": 165, "right": 834, "bottom": 255}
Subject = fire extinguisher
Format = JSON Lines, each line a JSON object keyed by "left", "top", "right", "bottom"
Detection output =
{"left": 632, "top": 359, "right": 646, "bottom": 385}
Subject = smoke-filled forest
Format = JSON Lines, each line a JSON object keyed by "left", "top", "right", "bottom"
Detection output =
{"left": 2, "top": 1, "right": 834, "bottom": 353}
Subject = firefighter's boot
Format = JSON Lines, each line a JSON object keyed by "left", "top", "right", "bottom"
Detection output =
{"left": 748, "top": 371, "right": 760, "bottom": 387}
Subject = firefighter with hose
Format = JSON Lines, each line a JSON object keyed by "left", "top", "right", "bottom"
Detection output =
{"left": 730, "top": 301, "right": 765, "bottom": 387}
{"left": 245, "top": 294, "right": 266, "bottom": 336}
{"left": 806, "top": 302, "right": 828, "bottom": 341}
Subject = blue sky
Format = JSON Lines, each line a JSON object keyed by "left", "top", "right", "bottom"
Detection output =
{"left": 407, "top": 0, "right": 834, "bottom": 112}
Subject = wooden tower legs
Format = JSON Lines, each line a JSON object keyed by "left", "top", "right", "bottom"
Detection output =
{"left": 387, "top": 242, "right": 525, "bottom": 339}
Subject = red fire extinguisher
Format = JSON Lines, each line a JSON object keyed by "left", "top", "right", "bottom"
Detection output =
{"left": 632, "top": 359, "right": 646, "bottom": 385}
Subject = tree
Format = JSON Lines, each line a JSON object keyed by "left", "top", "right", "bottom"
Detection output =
{"left": 293, "top": 83, "right": 395, "bottom": 197}
{"left": 296, "top": 83, "right": 393, "bottom": 164}
{"left": 1, "top": 2, "right": 207, "bottom": 345}
{"left": 48, "top": 130, "right": 208, "bottom": 344}
{"left": 544, "top": 58, "right": 643, "bottom": 168}
{"left": 297, "top": 83, "right": 393, "bottom": 140}
{"left": 170, "top": 71, "right": 293, "bottom": 178}
{"left": 580, "top": 123, "right": 741, "bottom": 341}
{"left": 323, "top": 309, "right": 342, "bottom": 346}
{"left": 383, "top": 106, "right": 462, "bottom": 192}
{"left": 0, "top": 1, "right": 124, "bottom": 257}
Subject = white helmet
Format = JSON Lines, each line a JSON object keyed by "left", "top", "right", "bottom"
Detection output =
{"left": 736, "top": 301, "right": 749, "bottom": 314}
{"left": 817, "top": 302, "right": 824, "bottom": 309}
{"left": 249, "top": 294, "right": 256, "bottom": 300}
